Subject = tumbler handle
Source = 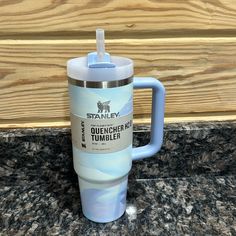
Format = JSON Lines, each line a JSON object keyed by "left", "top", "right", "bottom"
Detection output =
{"left": 132, "top": 77, "right": 165, "bottom": 161}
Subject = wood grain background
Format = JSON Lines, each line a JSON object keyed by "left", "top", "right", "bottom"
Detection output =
{"left": 0, "top": 0, "right": 236, "bottom": 127}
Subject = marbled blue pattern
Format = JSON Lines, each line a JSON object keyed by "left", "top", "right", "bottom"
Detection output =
{"left": 79, "top": 177, "right": 127, "bottom": 223}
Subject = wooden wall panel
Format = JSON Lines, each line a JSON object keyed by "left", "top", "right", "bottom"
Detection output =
{"left": 0, "top": 0, "right": 236, "bottom": 37}
{"left": 1, "top": 0, "right": 236, "bottom": 127}
{"left": 1, "top": 38, "right": 236, "bottom": 127}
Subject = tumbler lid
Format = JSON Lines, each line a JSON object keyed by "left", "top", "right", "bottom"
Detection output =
{"left": 67, "top": 29, "right": 133, "bottom": 82}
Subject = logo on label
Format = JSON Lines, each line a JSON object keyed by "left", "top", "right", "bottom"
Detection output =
{"left": 81, "top": 120, "right": 86, "bottom": 148}
{"left": 97, "top": 100, "right": 110, "bottom": 113}
{"left": 87, "top": 100, "right": 119, "bottom": 119}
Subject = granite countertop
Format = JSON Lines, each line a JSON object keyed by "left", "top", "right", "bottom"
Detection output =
{"left": 0, "top": 122, "right": 236, "bottom": 235}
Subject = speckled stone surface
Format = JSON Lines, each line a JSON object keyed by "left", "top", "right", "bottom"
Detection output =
{"left": 0, "top": 122, "right": 236, "bottom": 235}
{"left": 131, "top": 122, "right": 236, "bottom": 179}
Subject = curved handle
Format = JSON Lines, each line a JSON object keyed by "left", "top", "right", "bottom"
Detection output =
{"left": 132, "top": 77, "right": 165, "bottom": 161}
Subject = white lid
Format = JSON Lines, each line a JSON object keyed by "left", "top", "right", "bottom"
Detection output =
{"left": 67, "top": 29, "right": 133, "bottom": 81}
{"left": 67, "top": 56, "right": 133, "bottom": 81}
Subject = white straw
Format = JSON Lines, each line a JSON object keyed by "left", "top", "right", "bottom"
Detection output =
{"left": 96, "top": 29, "right": 105, "bottom": 62}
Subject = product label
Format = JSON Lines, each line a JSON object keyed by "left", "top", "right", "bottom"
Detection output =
{"left": 69, "top": 82, "right": 133, "bottom": 154}
{"left": 71, "top": 113, "right": 132, "bottom": 153}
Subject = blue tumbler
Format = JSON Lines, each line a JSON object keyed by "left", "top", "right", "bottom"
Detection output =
{"left": 67, "top": 29, "right": 165, "bottom": 223}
